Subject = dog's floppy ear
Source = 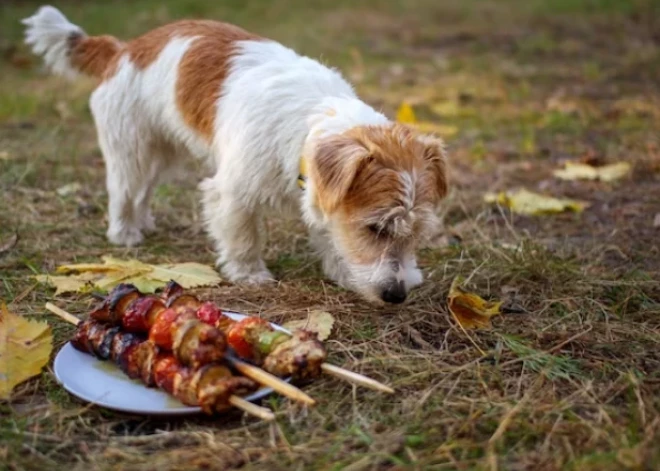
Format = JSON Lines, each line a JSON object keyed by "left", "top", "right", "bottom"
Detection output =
{"left": 418, "top": 134, "right": 448, "bottom": 203}
{"left": 310, "top": 135, "right": 370, "bottom": 214}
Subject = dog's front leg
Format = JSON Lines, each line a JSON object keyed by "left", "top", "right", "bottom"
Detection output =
{"left": 309, "top": 229, "right": 352, "bottom": 289}
{"left": 200, "top": 178, "right": 274, "bottom": 284}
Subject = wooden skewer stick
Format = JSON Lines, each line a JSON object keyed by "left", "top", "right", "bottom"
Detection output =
{"left": 45, "top": 303, "right": 276, "bottom": 421}
{"left": 320, "top": 363, "right": 395, "bottom": 394}
{"left": 229, "top": 358, "right": 316, "bottom": 406}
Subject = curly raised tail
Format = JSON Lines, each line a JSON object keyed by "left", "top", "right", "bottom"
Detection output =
{"left": 22, "top": 5, "right": 123, "bottom": 79}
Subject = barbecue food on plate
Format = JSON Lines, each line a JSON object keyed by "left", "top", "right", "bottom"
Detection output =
{"left": 161, "top": 281, "right": 327, "bottom": 378}
{"left": 71, "top": 319, "right": 257, "bottom": 413}
{"left": 88, "top": 284, "right": 227, "bottom": 368}
{"left": 94, "top": 282, "right": 329, "bottom": 380}
{"left": 165, "top": 283, "right": 327, "bottom": 379}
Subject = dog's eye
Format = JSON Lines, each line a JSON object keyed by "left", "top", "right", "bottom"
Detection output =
{"left": 367, "top": 224, "right": 387, "bottom": 238}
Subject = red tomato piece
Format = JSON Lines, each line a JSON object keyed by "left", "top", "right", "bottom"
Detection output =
{"left": 196, "top": 302, "right": 222, "bottom": 326}
{"left": 227, "top": 317, "right": 272, "bottom": 360}
{"left": 149, "top": 308, "right": 178, "bottom": 349}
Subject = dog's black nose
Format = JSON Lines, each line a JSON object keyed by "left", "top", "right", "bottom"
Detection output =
{"left": 381, "top": 281, "right": 406, "bottom": 304}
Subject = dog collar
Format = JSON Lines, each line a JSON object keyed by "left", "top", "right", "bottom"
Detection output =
{"left": 297, "top": 155, "right": 308, "bottom": 190}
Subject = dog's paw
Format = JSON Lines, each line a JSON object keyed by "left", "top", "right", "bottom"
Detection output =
{"left": 107, "top": 226, "right": 144, "bottom": 247}
{"left": 139, "top": 212, "right": 157, "bottom": 234}
{"left": 240, "top": 270, "right": 276, "bottom": 285}
{"left": 221, "top": 260, "right": 275, "bottom": 285}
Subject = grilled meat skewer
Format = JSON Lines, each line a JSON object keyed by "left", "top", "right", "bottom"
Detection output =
{"left": 90, "top": 282, "right": 392, "bottom": 394}
{"left": 89, "top": 284, "right": 226, "bottom": 369}
{"left": 71, "top": 319, "right": 258, "bottom": 413}
{"left": 161, "top": 281, "right": 327, "bottom": 378}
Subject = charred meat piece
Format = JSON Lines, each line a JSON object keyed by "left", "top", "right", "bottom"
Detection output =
{"left": 70, "top": 320, "right": 257, "bottom": 414}
{"left": 262, "top": 330, "right": 326, "bottom": 380}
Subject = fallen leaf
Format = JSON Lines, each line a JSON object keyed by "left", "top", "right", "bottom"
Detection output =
{"left": 396, "top": 102, "right": 459, "bottom": 138}
{"left": 396, "top": 101, "right": 417, "bottom": 124}
{"left": 282, "top": 311, "right": 335, "bottom": 340}
{"left": 56, "top": 182, "right": 82, "bottom": 197}
{"left": 430, "top": 100, "right": 460, "bottom": 117}
{"left": 35, "top": 272, "right": 98, "bottom": 296}
{"left": 447, "top": 277, "right": 502, "bottom": 330}
{"left": 36, "top": 256, "right": 222, "bottom": 295}
{"left": 0, "top": 303, "right": 53, "bottom": 399}
{"left": 484, "top": 189, "right": 589, "bottom": 215}
{"left": 553, "top": 161, "right": 631, "bottom": 182}
{"left": 0, "top": 151, "right": 11, "bottom": 161}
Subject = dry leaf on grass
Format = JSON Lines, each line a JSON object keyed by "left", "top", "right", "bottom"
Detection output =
{"left": 447, "top": 277, "right": 502, "bottom": 330}
{"left": 282, "top": 311, "right": 335, "bottom": 340}
{"left": 0, "top": 303, "right": 53, "bottom": 399}
{"left": 396, "top": 102, "right": 459, "bottom": 138}
{"left": 36, "top": 255, "right": 222, "bottom": 295}
{"left": 484, "top": 189, "right": 589, "bottom": 216}
{"left": 553, "top": 161, "right": 631, "bottom": 182}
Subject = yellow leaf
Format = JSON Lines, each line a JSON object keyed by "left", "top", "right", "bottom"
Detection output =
{"left": 149, "top": 262, "right": 224, "bottom": 289}
{"left": 430, "top": 100, "right": 460, "bottom": 117}
{"left": 396, "top": 102, "right": 417, "bottom": 124}
{"left": 447, "top": 277, "right": 502, "bottom": 330}
{"left": 0, "top": 303, "right": 53, "bottom": 399}
{"left": 36, "top": 257, "right": 222, "bottom": 295}
{"left": 282, "top": 311, "right": 335, "bottom": 341}
{"left": 416, "top": 122, "right": 459, "bottom": 138}
{"left": 35, "top": 272, "right": 98, "bottom": 295}
{"left": 553, "top": 161, "right": 631, "bottom": 182}
{"left": 484, "top": 189, "right": 589, "bottom": 216}
{"left": 396, "top": 102, "right": 459, "bottom": 138}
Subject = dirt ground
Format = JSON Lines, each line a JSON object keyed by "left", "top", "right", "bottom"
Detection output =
{"left": 1, "top": 0, "right": 660, "bottom": 470}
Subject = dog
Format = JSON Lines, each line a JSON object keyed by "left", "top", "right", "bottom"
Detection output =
{"left": 23, "top": 6, "right": 448, "bottom": 304}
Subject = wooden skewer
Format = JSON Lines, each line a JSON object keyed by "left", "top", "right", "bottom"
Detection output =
{"left": 229, "top": 358, "right": 316, "bottom": 406}
{"left": 320, "top": 363, "right": 395, "bottom": 394}
{"left": 45, "top": 303, "right": 276, "bottom": 421}
{"left": 226, "top": 396, "right": 275, "bottom": 421}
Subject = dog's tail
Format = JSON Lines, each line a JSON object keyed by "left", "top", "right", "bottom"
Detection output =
{"left": 22, "top": 6, "right": 123, "bottom": 79}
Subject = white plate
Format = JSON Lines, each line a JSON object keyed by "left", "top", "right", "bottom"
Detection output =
{"left": 53, "top": 311, "right": 290, "bottom": 415}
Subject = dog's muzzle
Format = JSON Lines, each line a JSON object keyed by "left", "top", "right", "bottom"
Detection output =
{"left": 380, "top": 280, "right": 406, "bottom": 304}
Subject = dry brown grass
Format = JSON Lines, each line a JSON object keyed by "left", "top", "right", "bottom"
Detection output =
{"left": 2, "top": 0, "right": 660, "bottom": 470}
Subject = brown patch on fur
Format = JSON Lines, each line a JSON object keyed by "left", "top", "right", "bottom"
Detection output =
{"left": 311, "top": 124, "right": 448, "bottom": 265}
{"left": 174, "top": 22, "right": 260, "bottom": 140}
{"left": 108, "top": 20, "right": 259, "bottom": 140}
{"left": 69, "top": 20, "right": 260, "bottom": 139}
{"left": 112, "top": 20, "right": 260, "bottom": 141}
{"left": 68, "top": 33, "right": 123, "bottom": 78}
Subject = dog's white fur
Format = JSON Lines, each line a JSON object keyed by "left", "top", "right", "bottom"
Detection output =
{"left": 23, "top": 6, "right": 447, "bottom": 303}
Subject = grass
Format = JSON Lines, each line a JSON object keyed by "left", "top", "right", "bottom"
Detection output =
{"left": 2, "top": 0, "right": 660, "bottom": 469}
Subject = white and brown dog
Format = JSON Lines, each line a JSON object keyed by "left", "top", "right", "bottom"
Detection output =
{"left": 23, "top": 6, "right": 448, "bottom": 304}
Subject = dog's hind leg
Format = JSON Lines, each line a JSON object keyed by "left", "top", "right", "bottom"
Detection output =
{"left": 200, "top": 176, "right": 274, "bottom": 284}
{"left": 97, "top": 135, "right": 146, "bottom": 247}
{"left": 91, "top": 86, "right": 155, "bottom": 247}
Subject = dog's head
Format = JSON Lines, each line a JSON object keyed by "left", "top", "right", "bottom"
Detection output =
{"left": 306, "top": 123, "right": 448, "bottom": 304}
